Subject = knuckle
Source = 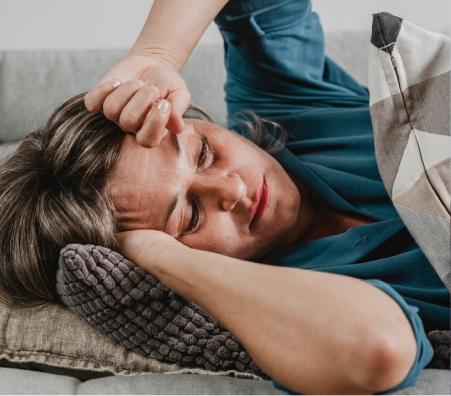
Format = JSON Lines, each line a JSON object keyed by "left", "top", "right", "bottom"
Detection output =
{"left": 103, "top": 101, "right": 121, "bottom": 120}
{"left": 150, "top": 85, "right": 160, "bottom": 96}
{"left": 141, "top": 85, "right": 160, "bottom": 98}
{"left": 132, "top": 79, "right": 145, "bottom": 89}
{"left": 120, "top": 112, "right": 140, "bottom": 132}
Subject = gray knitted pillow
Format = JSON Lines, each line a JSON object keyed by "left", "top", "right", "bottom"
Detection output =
{"left": 56, "top": 244, "right": 269, "bottom": 379}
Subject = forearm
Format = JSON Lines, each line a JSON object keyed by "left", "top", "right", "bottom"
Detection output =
{"left": 129, "top": 0, "right": 229, "bottom": 72}
{"left": 146, "top": 247, "right": 415, "bottom": 394}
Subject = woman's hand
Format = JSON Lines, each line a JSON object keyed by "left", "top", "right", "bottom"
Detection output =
{"left": 84, "top": 54, "right": 191, "bottom": 148}
{"left": 115, "top": 229, "right": 188, "bottom": 272}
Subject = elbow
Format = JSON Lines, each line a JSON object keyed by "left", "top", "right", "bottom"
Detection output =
{"left": 357, "top": 332, "right": 417, "bottom": 394}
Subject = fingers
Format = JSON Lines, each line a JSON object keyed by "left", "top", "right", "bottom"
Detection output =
{"left": 118, "top": 85, "right": 160, "bottom": 133}
{"left": 86, "top": 78, "right": 163, "bottom": 134}
{"left": 103, "top": 80, "right": 156, "bottom": 125}
{"left": 85, "top": 77, "right": 189, "bottom": 148}
{"left": 165, "top": 89, "right": 191, "bottom": 134}
{"left": 136, "top": 99, "right": 171, "bottom": 148}
{"left": 84, "top": 79, "right": 122, "bottom": 112}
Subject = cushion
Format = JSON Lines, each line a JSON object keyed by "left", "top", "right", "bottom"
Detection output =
{"left": 0, "top": 31, "right": 373, "bottom": 144}
{"left": 57, "top": 244, "right": 451, "bottom": 374}
{"left": 55, "top": 244, "right": 268, "bottom": 379}
{"left": 0, "top": 142, "right": 20, "bottom": 165}
{"left": 0, "top": 295, "right": 263, "bottom": 382}
{"left": 1, "top": 367, "right": 449, "bottom": 395}
{"left": 0, "top": 367, "right": 286, "bottom": 395}
{"left": 0, "top": 47, "right": 228, "bottom": 143}
{"left": 368, "top": 13, "right": 451, "bottom": 292}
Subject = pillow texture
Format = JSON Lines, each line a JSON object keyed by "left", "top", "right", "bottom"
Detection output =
{"left": 55, "top": 244, "right": 451, "bottom": 373}
{"left": 368, "top": 13, "right": 450, "bottom": 292}
{"left": 0, "top": 255, "right": 265, "bottom": 382}
{"left": 55, "top": 244, "right": 268, "bottom": 379}
{"left": 0, "top": 297, "right": 264, "bottom": 382}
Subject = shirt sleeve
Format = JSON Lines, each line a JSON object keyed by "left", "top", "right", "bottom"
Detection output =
{"left": 271, "top": 278, "right": 434, "bottom": 395}
{"left": 214, "top": 0, "right": 369, "bottom": 123}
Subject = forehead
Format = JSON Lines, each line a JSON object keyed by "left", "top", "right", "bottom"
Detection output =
{"left": 106, "top": 120, "right": 200, "bottom": 231}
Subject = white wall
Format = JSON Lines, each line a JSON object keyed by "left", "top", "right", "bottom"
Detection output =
{"left": 312, "top": 0, "right": 450, "bottom": 33}
{"left": 0, "top": 0, "right": 449, "bottom": 51}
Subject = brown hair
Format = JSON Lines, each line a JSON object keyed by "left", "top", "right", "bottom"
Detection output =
{"left": 0, "top": 93, "right": 286, "bottom": 309}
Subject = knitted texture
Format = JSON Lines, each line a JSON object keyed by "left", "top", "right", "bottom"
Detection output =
{"left": 56, "top": 244, "right": 450, "bottom": 376}
{"left": 425, "top": 330, "right": 450, "bottom": 370}
{"left": 56, "top": 244, "right": 269, "bottom": 379}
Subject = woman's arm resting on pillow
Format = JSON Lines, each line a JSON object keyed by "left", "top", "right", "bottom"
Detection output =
{"left": 117, "top": 230, "right": 417, "bottom": 395}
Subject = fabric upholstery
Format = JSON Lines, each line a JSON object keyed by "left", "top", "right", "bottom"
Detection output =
{"left": 56, "top": 244, "right": 267, "bottom": 378}
{"left": 0, "top": 141, "right": 19, "bottom": 165}
{"left": 56, "top": 243, "right": 450, "bottom": 377}
{"left": 368, "top": 13, "right": 451, "bottom": 292}
{"left": 0, "top": 366, "right": 449, "bottom": 395}
{"left": 0, "top": 47, "right": 227, "bottom": 142}
{"left": 0, "top": 31, "right": 370, "bottom": 144}
{"left": 0, "top": 297, "right": 263, "bottom": 382}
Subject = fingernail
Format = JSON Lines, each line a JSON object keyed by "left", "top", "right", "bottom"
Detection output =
{"left": 112, "top": 80, "right": 121, "bottom": 88}
{"left": 157, "top": 100, "right": 169, "bottom": 113}
{"left": 138, "top": 80, "right": 145, "bottom": 87}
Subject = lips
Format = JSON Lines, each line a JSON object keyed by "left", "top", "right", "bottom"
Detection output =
{"left": 250, "top": 177, "right": 270, "bottom": 227}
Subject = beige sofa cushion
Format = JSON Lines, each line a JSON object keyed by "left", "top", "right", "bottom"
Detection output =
{"left": 0, "top": 301, "right": 263, "bottom": 382}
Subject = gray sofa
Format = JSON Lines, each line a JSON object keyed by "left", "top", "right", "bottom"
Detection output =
{"left": 0, "top": 31, "right": 449, "bottom": 395}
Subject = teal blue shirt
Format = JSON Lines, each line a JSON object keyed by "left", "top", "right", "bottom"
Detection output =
{"left": 214, "top": 0, "right": 449, "bottom": 393}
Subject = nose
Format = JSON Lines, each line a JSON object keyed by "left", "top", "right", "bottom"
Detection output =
{"left": 191, "top": 171, "right": 247, "bottom": 211}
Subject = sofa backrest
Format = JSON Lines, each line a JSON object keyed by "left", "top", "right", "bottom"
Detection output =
{"left": 0, "top": 31, "right": 370, "bottom": 144}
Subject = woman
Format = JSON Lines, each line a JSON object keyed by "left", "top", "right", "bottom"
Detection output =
{"left": 0, "top": 0, "right": 448, "bottom": 394}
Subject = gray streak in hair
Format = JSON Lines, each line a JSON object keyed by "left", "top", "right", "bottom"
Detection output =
{"left": 0, "top": 93, "right": 286, "bottom": 308}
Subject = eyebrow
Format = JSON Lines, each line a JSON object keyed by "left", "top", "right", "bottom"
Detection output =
{"left": 164, "top": 134, "right": 181, "bottom": 233}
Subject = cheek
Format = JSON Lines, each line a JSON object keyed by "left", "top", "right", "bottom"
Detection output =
{"left": 179, "top": 215, "right": 245, "bottom": 254}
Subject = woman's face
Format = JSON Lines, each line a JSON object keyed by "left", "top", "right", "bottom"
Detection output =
{"left": 108, "top": 118, "right": 306, "bottom": 260}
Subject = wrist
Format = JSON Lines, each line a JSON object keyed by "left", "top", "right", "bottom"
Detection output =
{"left": 128, "top": 44, "right": 186, "bottom": 73}
{"left": 146, "top": 242, "right": 192, "bottom": 278}
{"left": 116, "top": 230, "right": 190, "bottom": 277}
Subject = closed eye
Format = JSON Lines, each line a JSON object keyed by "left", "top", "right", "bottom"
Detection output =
{"left": 182, "top": 133, "right": 212, "bottom": 236}
{"left": 197, "top": 133, "right": 210, "bottom": 170}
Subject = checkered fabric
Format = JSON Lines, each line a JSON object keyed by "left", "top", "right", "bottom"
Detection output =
{"left": 369, "top": 13, "right": 451, "bottom": 292}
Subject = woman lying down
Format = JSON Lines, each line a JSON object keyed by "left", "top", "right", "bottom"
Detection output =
{"left": 0, "top": 0, "right": 449, "bottom": 394}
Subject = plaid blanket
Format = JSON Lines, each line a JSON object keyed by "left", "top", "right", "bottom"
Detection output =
{"left": 368, "top": 12, "right": 450, "bottom": 292}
